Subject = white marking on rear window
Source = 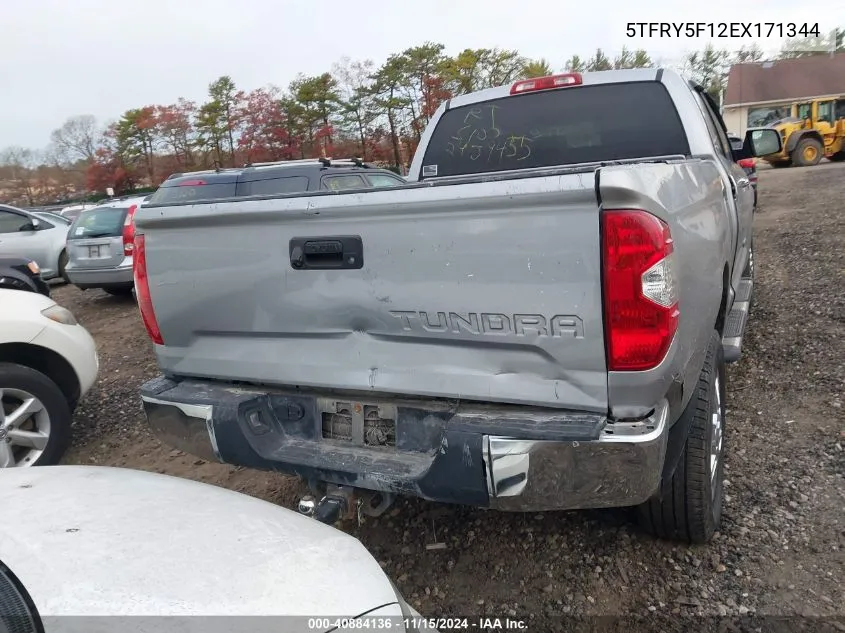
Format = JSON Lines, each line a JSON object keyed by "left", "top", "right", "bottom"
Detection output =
{"left": 422, "top": 164, "right": 438, "bottom": 177}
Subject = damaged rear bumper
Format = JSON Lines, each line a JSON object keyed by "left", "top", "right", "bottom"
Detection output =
{"left": 139, "top": 376, "right": 669, "bottom": 511}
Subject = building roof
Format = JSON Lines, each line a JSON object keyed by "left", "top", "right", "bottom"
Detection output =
{"left": 724, "top": 52, "right": 845, "bottom": 106}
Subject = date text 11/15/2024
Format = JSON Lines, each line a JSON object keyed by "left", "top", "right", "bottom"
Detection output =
{"left": 307, "top": 616, "right": 529, "bottom": 630}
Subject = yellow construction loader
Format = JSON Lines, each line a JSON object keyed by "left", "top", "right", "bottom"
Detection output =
{"left": 762, "top": 97, "right": 845, "bottom": 167}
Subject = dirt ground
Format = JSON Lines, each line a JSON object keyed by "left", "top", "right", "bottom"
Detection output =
{"left": 58, "top": 163, "right": 843, "bottom": 628}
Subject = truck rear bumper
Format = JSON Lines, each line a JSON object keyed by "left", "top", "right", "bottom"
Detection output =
{"left": 139, "top": 376, "right": 669, "bottom": 511}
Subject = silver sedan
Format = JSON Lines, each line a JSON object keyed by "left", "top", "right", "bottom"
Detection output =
{"left": 0, "top": 204, "right": 71, "bottom": 281}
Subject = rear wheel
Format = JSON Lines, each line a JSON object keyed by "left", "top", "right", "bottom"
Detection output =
{"left": 0, "top": 363, "right": 72, "bottom": 468}
{"left": 743, "top": 239, "right": 754, "bottom": 281}
{"left": 637, "top": 330, "right": 726, "bottom": 543}
{"left": 58, "top": 250, "right": 69, "bottom": 284}
{"left": 0, "top": 277, "right": 33, "bottom": 293}
{"left": 103, "top": 286, "right": 134, "bottom": 297}
{"left": 792, "top": 138, "right": 823, "bottom": 167}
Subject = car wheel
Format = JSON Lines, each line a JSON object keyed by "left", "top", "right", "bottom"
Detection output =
{"left": 0, "top": 363, "right": 72, "bottom": 468}
{"left": 743, "top": 239, "right": 754, "bottom": 281}
{"left": 792, "top": 138, "right": 823, "bottom": 167}
{"left": 637, "top": 330, "right": 726, "bottom": 543}
{"left": 58, "top": 250, "right": 70, "bottom": 284}
{"left": 0, "top": 278, "right": 34, "bottom": 293}
{"left": 103, "top": 287, "right": 134, "bottom": 297}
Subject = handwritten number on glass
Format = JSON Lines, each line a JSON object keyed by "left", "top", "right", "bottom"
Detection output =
{"left": 444, "top": 104, "right": 530, "bottom": 163}
{"left": 464, "top": 108, "right": 483, "bottom": 123}
{"left": 487, "top": 105, "right": 501, "bottom": 139}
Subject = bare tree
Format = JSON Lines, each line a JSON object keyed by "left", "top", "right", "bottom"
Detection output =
{"left": 0, "top": 146, "right": 41, "bottom": 205}
{"left": 50, "top": 115, "right": 99, "bottom": 163}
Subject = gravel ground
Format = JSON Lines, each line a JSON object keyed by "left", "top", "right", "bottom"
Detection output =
{"left": 58, "top": 163, "right": 843, "bottom": 631}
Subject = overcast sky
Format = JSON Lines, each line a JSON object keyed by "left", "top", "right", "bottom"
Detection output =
{"left": 1, "top": 0, "right": 840, "bottom": 149}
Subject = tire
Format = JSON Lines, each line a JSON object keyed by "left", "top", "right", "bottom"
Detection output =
{"left": 0, "top": 277, "right": 34, "bottom": 293}
{"left": 103, "top": 286, "right": 134, "bottom": 297}
{"left": 637, "top": 330, "right": 726, "bottom": 543}
{"left": 792, "top": 137, "right": 823, "bottom": 167}
{"left": 743, "top": 239, "right": 754, "bottom": 281}
{"left": 0, "top": 362, "right": 72, "bottom": 468}
{"left": 742, "top": 241, "right": 755, "bottom": 308}
{"left": 58, "top": 250, "right": 69, "bottom": 284}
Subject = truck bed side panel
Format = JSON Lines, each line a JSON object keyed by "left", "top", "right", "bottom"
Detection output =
{"left": 599, "top": 160, "right": 730, "bottom": 419}
{"left": 138, "top": 173, "right": 608, "bottom": 411}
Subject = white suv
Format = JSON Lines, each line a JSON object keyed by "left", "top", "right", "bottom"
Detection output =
{"left": 0, "top": 289, "right": 98, "bottom": 467}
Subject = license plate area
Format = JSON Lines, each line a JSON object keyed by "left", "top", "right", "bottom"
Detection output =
{"left": 317, "top": 398, "right": 397, "bottom": 448}
{"left": 86, "top": 245, "right": 107, "bottom": 258}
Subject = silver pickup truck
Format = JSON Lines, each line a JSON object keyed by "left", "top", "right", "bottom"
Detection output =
{"left": 136, "top": 68, "right": 780, "bottom": 543}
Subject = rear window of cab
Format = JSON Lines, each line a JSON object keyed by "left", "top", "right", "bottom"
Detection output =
{"left": 420, "top": 81, "right": 689, "bottom": 178}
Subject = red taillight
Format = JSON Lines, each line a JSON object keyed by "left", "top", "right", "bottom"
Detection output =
{"left": 133, "top": 234, "right": 163, "bottom": 345}
{"left": 122, "top": 204, "right": 137, "bottom": 256}
{"left": 177, "top": 179, "right": 207, "bottom": 186}
{"left": 510, "top": 73, "right": 582, "bottom": 95}
{"left": 601, "top": 209, "right": 679, "bottom": 371}
{"left": 737, "top": 158, "right": 755, "bottom": 169}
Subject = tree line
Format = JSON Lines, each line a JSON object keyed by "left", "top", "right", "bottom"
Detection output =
{"left": 1, "top": 30, "right": 842, "bottom": 206}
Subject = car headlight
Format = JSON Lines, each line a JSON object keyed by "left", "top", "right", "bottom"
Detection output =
{"left": 41, "top": 305, "right": 78, "bottom": 326}
{"left": 27, "top": 260, "right": 40, "bottom": 274}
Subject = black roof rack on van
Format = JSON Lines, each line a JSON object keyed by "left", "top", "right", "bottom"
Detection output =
{"left": 104, "top": 193, "right": 146, "bottom": 202}
{"left": 164, "top": 167, "right": 240, "bottom": 181}
{"left": 241, "top": 157, "right": 373, "bottom": 169}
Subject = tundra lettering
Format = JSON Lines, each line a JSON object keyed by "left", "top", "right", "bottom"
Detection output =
{"left": 388, "top": 311, "right": 585, "bottom": 338}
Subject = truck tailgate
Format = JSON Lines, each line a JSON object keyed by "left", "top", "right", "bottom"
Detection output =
{"left": 138, "top": 173, "right": 607, "bottom": 411}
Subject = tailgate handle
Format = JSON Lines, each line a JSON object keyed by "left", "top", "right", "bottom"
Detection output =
{"left": 289, "top": 235, "right": 364, "bottom": 270}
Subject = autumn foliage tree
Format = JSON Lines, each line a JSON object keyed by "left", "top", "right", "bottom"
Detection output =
{"left": 238, "top": 87, "right": 299, "bottom": 163}
{"left": 11, "top": 33, "right": 836, "bottom": 204}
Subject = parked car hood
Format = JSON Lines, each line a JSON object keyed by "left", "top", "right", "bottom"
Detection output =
{"left": 0, "top": 286, "right": 55, "bottom": 314}
{"left": 0, "top": 466, "right": 401, "bottom": 623}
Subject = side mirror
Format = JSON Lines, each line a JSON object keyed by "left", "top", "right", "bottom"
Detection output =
{"left": 743, "top": 127, "right": 782, "bottom": 158}
{"left": 20, "top": 218, "right": 41, "bottom": 232}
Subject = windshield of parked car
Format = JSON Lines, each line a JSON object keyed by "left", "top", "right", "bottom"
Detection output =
{"left": 367, "top": 173, "right": 406, "bottom": 187}
{"left": 420, "top": 82, "right": 690, "bottom": 178}
{"left": 67, "top": 206, "right": 127, "bottom": 239}
{"left": 33, "top": 212, "right": 71, "bottom": 225}
{"left": 148, "top": 180, "right": 237, "bottom": 205}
